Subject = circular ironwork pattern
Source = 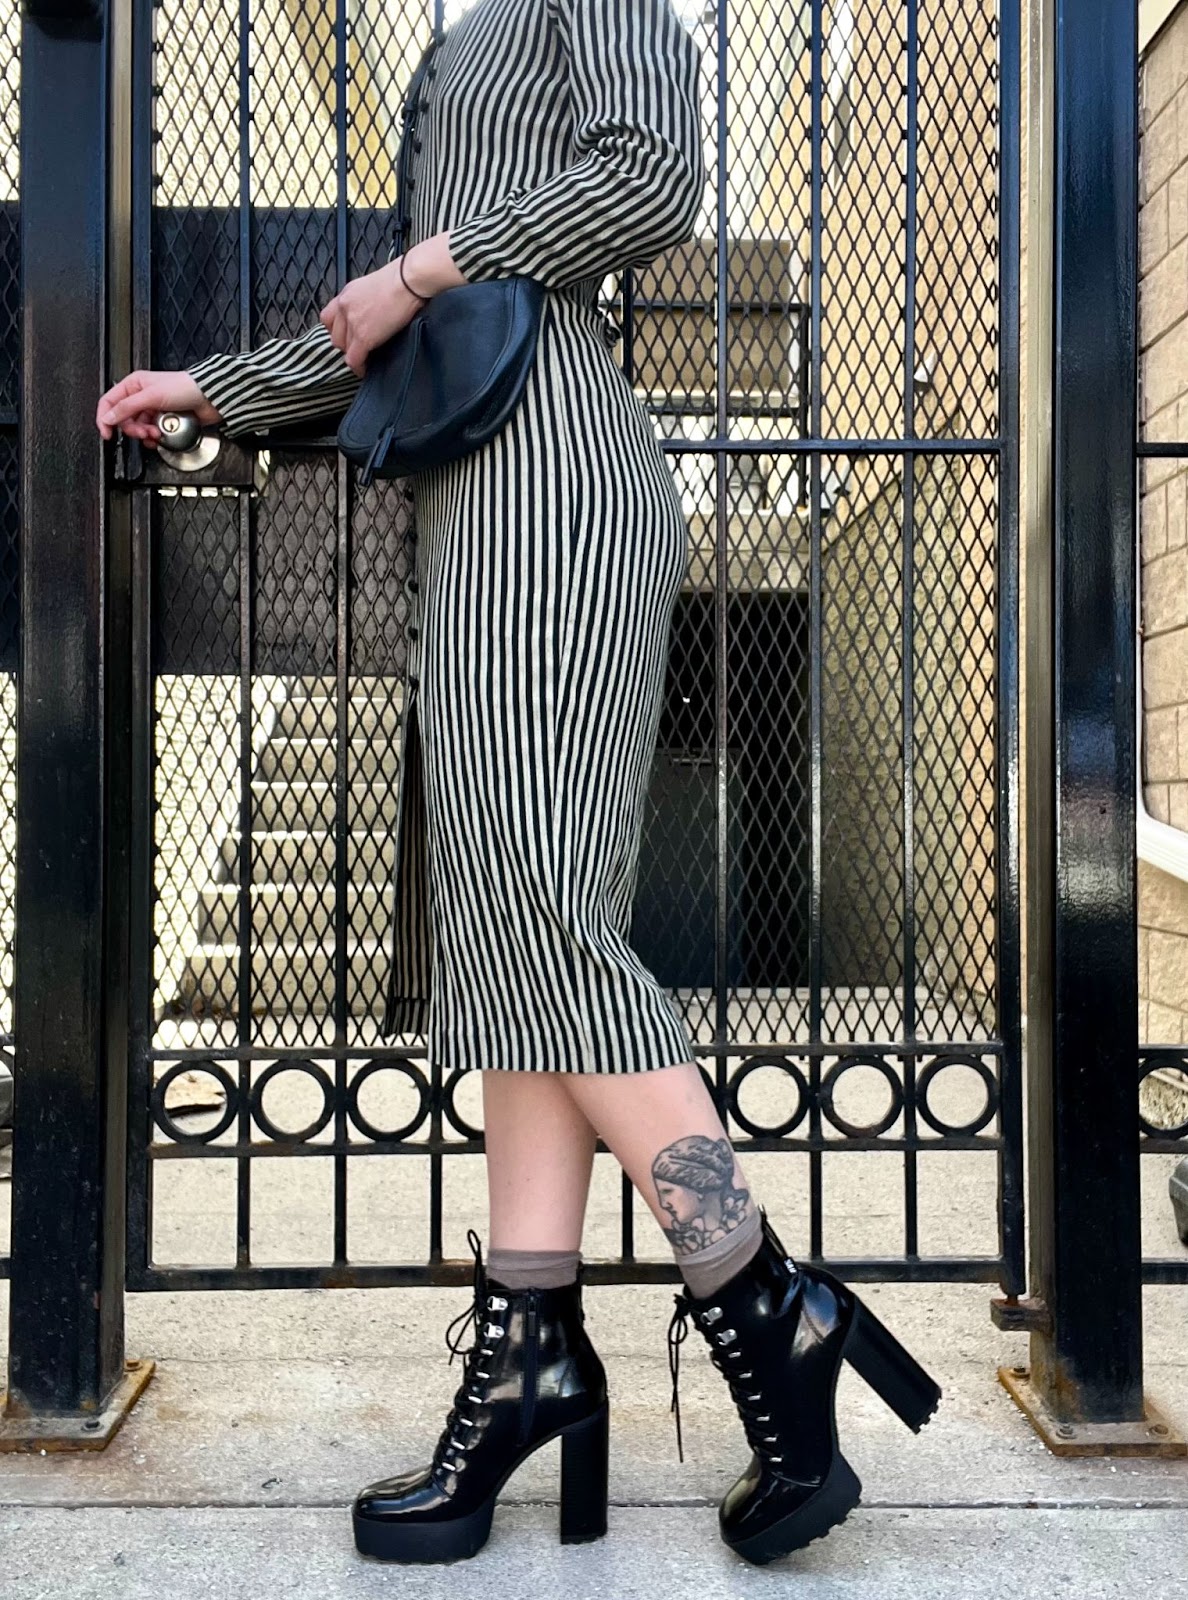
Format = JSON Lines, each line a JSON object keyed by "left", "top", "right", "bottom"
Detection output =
{"left": 727, "top": 1057, "right": 809, "bottom": 1138}
{"left": 443, "top": 1068, "right": 484, "bottom": 1141}
{"left": 820, "top": 1054, "right": 905, "bottom": 1139}
{"left": 1138, "top": 1052, "right": 1188, "bottom": 1141}
{"left": 150, "top": 1061, "right": 238, "bottom": 1145}
{"left": 915, "top": 1053, "right": 999, "bottom": 1138}
{"left": 250, "top": 1059, "right": 335, "bottom": 1144}
{"left": 346, "top": 1059, "right": 430, "bottom": 1144}
{"left": 147, "top": 1051, "right": 1008, "bottom": 1150}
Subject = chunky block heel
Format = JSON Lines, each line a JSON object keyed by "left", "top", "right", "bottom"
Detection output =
{"left": 559, "top": 1402, "right": 609, "bottom": 1544}
{"left": 844, "top": 1298, "right": 942, "bottom": 1433}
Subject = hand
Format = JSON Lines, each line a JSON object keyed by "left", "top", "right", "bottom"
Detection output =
{"left": 319, "top": 260, "right": 427, "bottom": 377}
{"left": 319, "top": 233, "right": 469, "bottom": 375}
{"left": 95, "top": 370, "right": 221, "bottom": 446}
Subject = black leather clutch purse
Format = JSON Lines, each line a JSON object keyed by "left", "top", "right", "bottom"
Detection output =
{"left": 336, "top": 35, "right": 546, "bottom": 485}
{"left": 337, "top": 275, "right": 547, "bottom": 484}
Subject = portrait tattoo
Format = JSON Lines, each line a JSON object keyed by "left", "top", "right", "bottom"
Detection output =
{"left": 651, "top": 1134, "right": 754, "bottom": 1255}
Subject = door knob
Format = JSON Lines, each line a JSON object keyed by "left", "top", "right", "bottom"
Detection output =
{"left": 155, "top": 411, "right": 222, "bottom": 473}
{"left": 156, "top": 411, "right": 202, "bottom": 452}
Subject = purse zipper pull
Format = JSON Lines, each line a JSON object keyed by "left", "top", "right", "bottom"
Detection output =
{"left": 360, "top": 424, "right": 394, "bottom": 488}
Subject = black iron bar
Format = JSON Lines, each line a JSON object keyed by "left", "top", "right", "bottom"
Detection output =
{"left": 135, "top": 1256, "right": 1009, "bottom": 1294}
{"left": 125, "top": 0, "right": 157, "bottom": 1286}
{"left": 901, "top": 0, "right": 920, "bottom": 1265}
{"left": 996, "top": 0, "right": 1026, "bottom": 1297}
{"left": 1022, "top": 0, "right": 1144, "bottom": 1424}
{"left": 713, "top": 0, "right": 729, "bottom": 1072}
{"left": 6, "top": 0, "right": 130, "bottom": 1423}
{"left": 806, "top": 0, "right": 825, "bottom": 1266}
{"left": 332, "top": 0, "right": 352, "bottom": 1269}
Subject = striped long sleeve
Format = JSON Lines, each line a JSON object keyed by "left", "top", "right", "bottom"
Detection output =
{"left": 186, "top": 319, "right": 361, "bottom": 441}
{"left": 447, "top": 0, "right": 705, "bottom": 291}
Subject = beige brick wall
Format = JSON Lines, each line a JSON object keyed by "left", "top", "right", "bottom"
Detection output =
{"left": 1139, "top": 0, "right": 1188, "bottom": 1044}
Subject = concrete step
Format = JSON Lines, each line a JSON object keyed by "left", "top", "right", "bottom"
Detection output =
{"left": 250, "top": 780, "right": 399, "bottom": 831}
{"left": 257, "top": 737, "right": 403, "bottom": 785}
{"left": 176, "top": 938, "right": 391, "bottom": 1015}
{"left": 274, "top": 692, "right": 405, "bottom": 741}
{"left": 194, "top": 881, "right": 391, "bottom": 945}
{"left": 217, "top": 829, "right": 397, "bottom": 884}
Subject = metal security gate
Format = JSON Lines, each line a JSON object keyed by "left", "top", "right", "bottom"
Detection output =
{"left": 97, "top": 0, "right": 1024, "bottom": 1292}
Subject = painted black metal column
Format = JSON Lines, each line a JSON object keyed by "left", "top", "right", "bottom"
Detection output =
{"left": 998, "top": 0, "right": 1183, "bottom": 1455}
{"left": 0, "top": 0, "right": 152, "bottom": 1448}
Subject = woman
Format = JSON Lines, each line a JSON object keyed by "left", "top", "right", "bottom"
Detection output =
{"left": 96, "top": 0, "right": 939, "bottom": 1569}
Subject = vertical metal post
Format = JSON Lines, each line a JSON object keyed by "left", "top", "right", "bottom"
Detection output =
{"left": 998, "top": 0, "right": 1183, "bottom": 1456}
{"left": 1, "top": 0, "right": 152, "bottom": 1450}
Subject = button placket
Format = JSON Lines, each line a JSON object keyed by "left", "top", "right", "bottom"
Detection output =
{"left": 390, "top": 44, "right": 436, "bottom": 692}
{"left": 403, "top": 483, "right": 421, "bottom": 691}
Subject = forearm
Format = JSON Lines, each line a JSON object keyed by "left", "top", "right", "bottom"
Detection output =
{"left": 187, "top": 319, "right": 362, "bottom": 440}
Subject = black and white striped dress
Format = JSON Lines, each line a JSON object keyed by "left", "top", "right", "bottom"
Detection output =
{"left": 187, "top": 0, "right": 705, "bottom": 1074}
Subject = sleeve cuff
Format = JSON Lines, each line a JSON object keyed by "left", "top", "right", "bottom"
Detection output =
{"left": 186, "top": 352, "right": 268, "bottom": 441}
{"left": 446, "top": 211, "right": 520, "bottom": 287}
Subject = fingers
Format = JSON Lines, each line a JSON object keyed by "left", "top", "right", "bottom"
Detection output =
{"left": 103, "top": 382, "right": 166, "bottom": 428}
{"left": 95, "top": 380, "right": 161, "bottom": 444}
{"left": 95, "top": 372, "right": 139, "bottom": 439}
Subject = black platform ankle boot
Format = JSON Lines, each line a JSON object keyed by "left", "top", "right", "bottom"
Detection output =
{"left": 667, "top": 1211, "right": 941, "bottom": 1567}
{"left": 353, "top": 1231, "right": 609, "bottom": 1564}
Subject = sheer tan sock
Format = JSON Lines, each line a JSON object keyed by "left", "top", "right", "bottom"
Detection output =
{"left": 677, "top": 1206, "right": 764, "bottom": 1300}
{"left": 487, "top": 1247, "right": 581, "bottom": 1290}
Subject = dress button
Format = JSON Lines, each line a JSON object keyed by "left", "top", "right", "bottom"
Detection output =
{"left": 407, "top": 578, "right": 419, "bottom": 594}
{"left": 408, "top": 626, "right": 419, "bottom": 641}
{"left": 409, "top": 674, "right": 419, "bottom": 690}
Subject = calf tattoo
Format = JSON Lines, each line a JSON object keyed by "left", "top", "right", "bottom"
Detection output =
{"left": 651, "top": 1134, "right": 754, "bottom": 1254}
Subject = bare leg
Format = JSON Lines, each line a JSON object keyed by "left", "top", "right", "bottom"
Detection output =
{"left": 481, "top": 1071, "right": 598, "bottom": 1252}
{"left": 561, "top": 1062, "right": 761, "bottom": 1289}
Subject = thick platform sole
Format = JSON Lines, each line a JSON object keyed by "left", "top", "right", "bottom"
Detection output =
{"left": 352, "top": 1403, "right": 609, "bottom": 1564}
{"left": 724, "top": 1454, "right": 862, "bottom": 1566}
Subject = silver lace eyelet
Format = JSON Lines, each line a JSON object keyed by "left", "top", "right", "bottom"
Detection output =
{"left": 483, "top": 1322, "right": 505, "bottom": 1339}
{"left": 702, "top": 1306, "right": 723, "bottom": 1324}
{"left": 716, "top": 1328, "right": 737, "bottom": 1345}
{"left": 488, "top": 1294, "right": 508, "bottom": 1310}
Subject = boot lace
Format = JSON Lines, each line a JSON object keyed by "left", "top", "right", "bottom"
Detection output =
{"left": 666, "top": 1289, "right": 785, "bottom": 1470}
{"left": 430, "top": 1229, "right": 510, "bottom": 1487}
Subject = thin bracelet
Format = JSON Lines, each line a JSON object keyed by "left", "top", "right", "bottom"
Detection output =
{"left": 399, "top": 250, "right": 430, "bottom": 301}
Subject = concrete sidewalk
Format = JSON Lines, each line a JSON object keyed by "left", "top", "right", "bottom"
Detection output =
{"left": 1, "top": 1276, "right": 1186, "bottom": 1598}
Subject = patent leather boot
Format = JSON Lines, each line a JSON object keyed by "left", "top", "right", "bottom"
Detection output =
{"left": 353, "top": 1232, "right": 609, "bottom": 1563}
{"left": 667, "top": 1211, "right": 941, "bottom": 1566}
